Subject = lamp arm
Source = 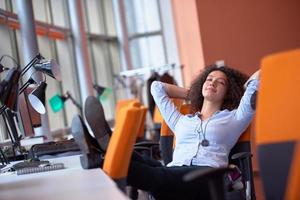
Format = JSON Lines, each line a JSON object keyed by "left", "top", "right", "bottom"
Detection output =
{"left": 66, "top": 91, "right": 82, "bottom": 111}
{"left": 0, "top": 105, "right": 6, "bottom": 115}
{"left": 20, "top": 53, "right": 43, "bottom": 76}
{"left": 19, "top": 80, "right": 34, "bottom": 94}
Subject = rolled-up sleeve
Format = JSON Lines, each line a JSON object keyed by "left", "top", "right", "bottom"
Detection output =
{"left": 150, "top": 81, "right": 182, "bottom": 132}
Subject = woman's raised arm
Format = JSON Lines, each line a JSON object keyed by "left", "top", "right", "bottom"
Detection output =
{"left": 244, "top": 69, "right": 260, "bottom": 89}
{"left": 163, "top": 82, "right": 190, "bottom": 100}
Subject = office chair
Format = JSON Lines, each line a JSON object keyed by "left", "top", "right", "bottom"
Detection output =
{"left": 152, "top": 105, "right": 164, "bottom": 141}
{"left": 228, "top": 124, "right": 256, "bottom": 200}
{"left": 115, "top": 98, "right": 148, "bottom": 141}
{"left": 183, "top": 124, "right": 256, "bottom": 200}
{"left": 136, "top": 106, "right": 148, "bottom": 141}
{"left": 160, "top": 102, "right": 256, "bottom": 200}
{"left": 160, "top": 101, "right": 186, "bottom": 165}
{"left": 102, "top": 101, "right": 144, "bottom": 191}
{"left": 285, "top": 142, "right": 300, "bottom": 200}
{"left": 255, "top": 48, "right": 300, "bottom": 200}
{"left": 115, "top": 98, "right": 139, "bottom": 115}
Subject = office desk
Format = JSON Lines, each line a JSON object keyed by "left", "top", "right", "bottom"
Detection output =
{"left": 0, "top": 155, "right": 128, "bottom": 200}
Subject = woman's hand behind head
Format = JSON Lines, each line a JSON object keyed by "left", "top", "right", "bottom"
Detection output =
{"left": 244, "top": 69, "right": 260, "bottom": 89}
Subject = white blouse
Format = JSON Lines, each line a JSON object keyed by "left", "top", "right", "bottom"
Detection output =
{"left": 151, "top": 80, "right": 259, "bottom": 168}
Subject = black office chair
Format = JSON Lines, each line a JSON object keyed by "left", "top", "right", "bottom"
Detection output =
{"left": 184, "top": 124, "right": 256, "bottom": 200}
{"left": 153, "top": 101, "right": 256, "bottom": 200}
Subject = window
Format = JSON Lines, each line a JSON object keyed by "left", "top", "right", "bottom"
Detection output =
{"left": 124, "top": 0, "right": 166, "bottom": 69}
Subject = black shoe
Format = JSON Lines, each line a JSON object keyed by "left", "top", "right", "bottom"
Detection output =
{"left": 84, "top": 96, "right": 111, "bottom": 152}
{"left": 71, "top": 114, "right": 103, "bottom": 169}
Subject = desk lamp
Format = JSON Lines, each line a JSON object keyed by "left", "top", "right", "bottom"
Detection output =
{"left": 49, "top": 91, "right": 82, "bottom": 113}
{"left": 93, "top": 83, "right": 112, "bottom": 101}
{"left": 0, "top": 54, "right": 60, "bottom": 163}
{"left": 0, "top": 64, "right": 9, "bottom": 73}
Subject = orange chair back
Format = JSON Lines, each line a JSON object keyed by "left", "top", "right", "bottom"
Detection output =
{"left": 115, "top": 99, "right": 139, "bottom": 116}
{"left": 256, "top": 49, "right": 300, "bottom": 144}
{"left": 103, "top": 101, "right": 143, "bottom": 181}
{"left": 137, "top": 106, "right": 148, "bottom": 139}
{"left": 153, "top": 106, "right": 164, "bottom": 124}
{"left": 255, "top": 48, "right": 300, "bottom": 200}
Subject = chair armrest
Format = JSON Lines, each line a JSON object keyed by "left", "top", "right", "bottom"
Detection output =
{"left": 184, "top": 166, "right": 236, "bottom": 200}
{"left": 134, "top": 141, "right": 160, "bottom": 159}
{"left": 134, "top": 146, "right": 151, "bottom": 151}
{"left": 134, "top": 141, "right": 159, "bottom": 148}
{"left": 231, "top": 152, "right": 252, "bottom": 160}
{"left": 183, "top": 166, "right": 235, "bottom": 182}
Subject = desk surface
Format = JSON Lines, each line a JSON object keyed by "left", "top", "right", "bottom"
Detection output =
{"left": 0, "top": 155, "right": 128, "bottom": 200}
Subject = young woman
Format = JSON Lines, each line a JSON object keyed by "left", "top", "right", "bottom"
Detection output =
{"left": 127, "top": 65, "right": 260, "bottom": 199}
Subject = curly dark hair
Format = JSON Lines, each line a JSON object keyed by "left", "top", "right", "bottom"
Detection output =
{"left": 188, "top": 64, "right": 249, "bottom": 113}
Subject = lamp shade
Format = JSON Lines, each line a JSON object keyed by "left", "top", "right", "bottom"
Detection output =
{"left": 0, "top": 63, "right": 9, "bottom": 73}
{"left": 93, "top": 84, "right": 105, "bottom": 96}
{"left": 28, "top": 82, "right": 47, "bottom": 114}
{"left": 0, "top": 68, "right": 20, "bottom": 112}
{"left": 34, "top": 59, "right": 61, "bottom": 81}
{"left": 49, "top": 94, "right": 68, "bottom": 113}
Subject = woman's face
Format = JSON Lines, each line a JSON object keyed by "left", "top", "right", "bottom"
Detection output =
{"left": 202, "top": 70, "right": 228, "bottom": 103}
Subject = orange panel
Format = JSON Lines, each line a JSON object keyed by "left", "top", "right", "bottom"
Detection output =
{"left": 153, "top": 106, "right": 164, "bottom": 124}
{"left": 137, "top": 106, "right": 148, "bottom": 139}
{"left": 256, "top": 49, "right": 300, "bottom": 145}
{"left": 103, "top": 102, "right": 143, "bottom": 179}
{"left": 115, "top": 99, "right": 138, "bottom": 117}
{"left": 238, "top": 124, "right": 251, "bottom": 142}
{"left": 179, "top": 103, "right": 191, "bottom": 115}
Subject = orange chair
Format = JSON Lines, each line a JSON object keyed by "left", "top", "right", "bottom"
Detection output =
{"left": 136, "top": 106, "right": 148, "bottom": 141}
{"left": 115, "top": 99, "right": 147, "bottom": 141}
{"left": 256, "top": 49, "right": 300, "bottom": 200}
{"left": 153, "top": 105, "right": 164, "bottom": 124}
{"left": 103, "top": 101, "right": 144, "bottom": 190}
{"left": 114, "top": 99, "right": 139, "bottom": 126}
{"left": 115, "top": 99, "right": 139, "bottom": 115}
{"left": 286, "top": 142, "right": 300, "bottom": 200}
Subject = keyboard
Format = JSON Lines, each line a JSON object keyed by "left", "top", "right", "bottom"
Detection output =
{"left": 29, "top": 139, "right": 80, "bottom": 158}
{"left": 12, "top": 160, "right": 50, "bottom": 170}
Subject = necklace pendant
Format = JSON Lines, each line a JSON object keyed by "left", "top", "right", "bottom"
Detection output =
{"left": 201, "top": 139, "right": 209, "bottom": 147}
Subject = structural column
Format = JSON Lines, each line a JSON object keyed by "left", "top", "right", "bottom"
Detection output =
{"left": 68, "top": 0, "right": 94, "bottom": 103}
{"left": 16, "top": 0, "right": 51, "bottom": 138}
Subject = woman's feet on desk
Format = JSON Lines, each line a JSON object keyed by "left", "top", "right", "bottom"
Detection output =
{"left": 71, "top": 115, "right": 103, "bottom": 169}
{"left": 84, "top": 96, "right": 111, "bottom": 153}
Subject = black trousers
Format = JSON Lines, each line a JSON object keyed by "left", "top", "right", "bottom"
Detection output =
{"left": 127, "top": 151, "right": 212, "bottom": 200}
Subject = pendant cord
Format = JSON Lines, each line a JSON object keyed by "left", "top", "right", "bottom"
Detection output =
{"left": 197, "top": 116, "right": 212, "bottom": 141}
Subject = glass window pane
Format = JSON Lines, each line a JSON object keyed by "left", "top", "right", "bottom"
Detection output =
{"left": 90, "top": 40, "right": 117, "bottom": 120}
{"left": 84, "top": 0, "right": 103, "bottom": 34}
{"left": 0, "top": 0, "right": 6, "bottom": 9}
{"left": 130, "top": 35, "right": 166, "bottom": 69}
{"left": 37, "top": 36, "right": 65, "bottom": 131}
{"left": 55, "top": 38, "right": 80, "bottom": 126}
{"left": 103, "top": 0, "right": 116, "bottom": 35}
{"left": 125, "top": 0, "right": 161, "bottom": 35}
{"left": 32, "top": 0, "right": 50, "bottom": 23}
{"left": 50, "top": 0, "right": 68, "bottom": 27}
{"left": 0, "top": 25, "right": 14, "bottom": 78}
